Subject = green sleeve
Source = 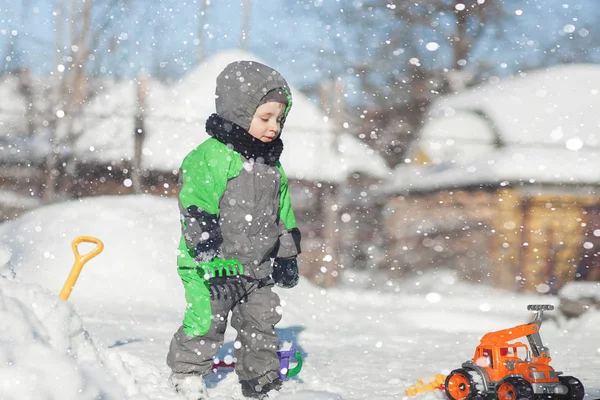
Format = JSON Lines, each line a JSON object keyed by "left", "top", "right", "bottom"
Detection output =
{"left": 276, "top": 164, "right": 297, "bottom": 229}
{"left": 276, "top": 163, "right": 302, "bottom": 258}
{"left": 176, "top": 139, "right": 242, "bottom": 268}
{"left": 179, "top": 138, "right": 241, "bottom": 215}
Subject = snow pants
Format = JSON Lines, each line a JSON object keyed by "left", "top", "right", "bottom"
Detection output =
{"left": 166, "top": 275, "right": 282, "bottom": 381}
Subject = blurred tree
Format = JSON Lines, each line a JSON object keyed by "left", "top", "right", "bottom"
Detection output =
{"left": 42, "top": 0, "right": 134, "bottom": 202}
{"left": 1, "top": 0, "right": 33, "bottom": 72}
{"left": 197, "top": 0, "right": 210, "bottom": 62}
{"left": 3, "top": 0, "right": 600, "bottom": 200}
{"left": 307, "top": 0, "right": 506, "bottom": 168}
{"left": 241, "top": 0, "right": 252, "bottom": 50}
{"left": 298, "top": 0, "right": 600, "bottom": 277}
{"left": 305, "top": 0, "right": 600, "bottom": 168}
{"left": 509, "top": 2, "right": 600, "bottom": 71}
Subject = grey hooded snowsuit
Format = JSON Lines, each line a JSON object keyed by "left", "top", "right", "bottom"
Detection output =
{"left": 166, "top": 61, "right": 301, "bottom": 382}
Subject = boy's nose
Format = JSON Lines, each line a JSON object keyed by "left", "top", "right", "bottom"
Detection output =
{"left": 268, "top": 120, "right": 279, "bottom": 132}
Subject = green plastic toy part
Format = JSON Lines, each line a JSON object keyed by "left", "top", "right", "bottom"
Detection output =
{"left": 286, "top": 351, "right": 303, "bottom": 378}
{"left": 198, "top": 259, "right": 245, "bottom": 278}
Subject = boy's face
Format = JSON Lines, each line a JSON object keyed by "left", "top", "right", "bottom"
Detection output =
{"left": 248, "top": 101, "right": 286, "bottom": 143}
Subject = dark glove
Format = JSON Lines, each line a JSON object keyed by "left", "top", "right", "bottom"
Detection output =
{"left": 184, "top": 206, "right": 223, "bottom": 263}
{"left": 272, "top": 257, "right": 299, "bottom": 288}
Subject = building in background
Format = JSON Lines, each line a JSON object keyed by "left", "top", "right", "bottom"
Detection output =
{"left": 381, "top": 64, "right": 600, "bottom": 293}
{"left": 0, "top": 71, "right": 48, "bottom": 219}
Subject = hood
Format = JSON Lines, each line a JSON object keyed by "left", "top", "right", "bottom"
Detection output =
{"left": 215, "top": 60, "right": 292, "bottom": 131}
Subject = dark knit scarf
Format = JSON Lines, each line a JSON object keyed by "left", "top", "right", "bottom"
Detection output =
{"left": 205, "top": 113, "right": 283, "bottom": 166}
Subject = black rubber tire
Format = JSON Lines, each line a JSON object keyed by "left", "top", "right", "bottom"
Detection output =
{"left": 496, "top": 376, "right": 534, "bottom": 400}
{"left": 558, "top": 376, "right": 585, "bottom": 400}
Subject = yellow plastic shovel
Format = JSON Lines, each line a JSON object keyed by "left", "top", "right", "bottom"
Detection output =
{"left": 59, "top": 236, "right": 104, "bottom": 300}
{"left": 405, "top": 374, "right": 447, "bottom": 397}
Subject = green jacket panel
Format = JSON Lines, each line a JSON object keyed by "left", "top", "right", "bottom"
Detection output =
{"left": 177, "top": 138, "right": 242, "bottom": 268}
{"left": 275, "top": 163, "right": 301, "bottom": 259}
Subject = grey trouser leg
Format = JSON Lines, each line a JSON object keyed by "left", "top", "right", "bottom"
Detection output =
{"left": 166, "top": 277, "right": 281, "bottom": 380}
{"left": 166, "top": 277, "right": 237, "bottom": 375}
{"left": 231, "top": 282, "right": 282, "bottom": 381}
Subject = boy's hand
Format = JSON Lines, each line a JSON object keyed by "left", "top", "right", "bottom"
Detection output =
{"left": 272, "top": 257, "right": 299, "bottom": 288}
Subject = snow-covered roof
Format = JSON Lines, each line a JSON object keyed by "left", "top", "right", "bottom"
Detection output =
{"left": 76, "top": 49, "right": 389, "bottom": 182}
{"left": 0, "top": 74, "right": 28, "bottom": 137}
{"left": 387, "top": 64, "right": 600, "bottom": 193}
{"left": 425, "top": 64, "right": 600, "bottom": 153}
{"left": 0, "top": 73, "right": 53, "bottom": 164}
{"left": 388, "top": 146, "right": 600, "bottom": 194}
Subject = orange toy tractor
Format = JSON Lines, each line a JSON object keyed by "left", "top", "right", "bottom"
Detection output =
{"left": 445, "top": 305, "right": 584, "bottom": 400}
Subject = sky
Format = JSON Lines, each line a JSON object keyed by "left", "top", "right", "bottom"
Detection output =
{"left": 1, "top": 194, "right": 600, "bottom": 400}
{"left": 0, "top": 0, "right": 332, "bottom": 86}
{"left": 3, "top": 0, "right": 600, "bottom": 90}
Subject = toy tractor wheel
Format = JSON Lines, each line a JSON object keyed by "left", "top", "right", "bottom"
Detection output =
{"left": 496, "top": 376, "right": 534, "bottom": 400}
{"left": 444, "top": 368, "right": 483, "bottom": 400}
{"left": 558, "top": 376, "right": 585, "bottom": 400}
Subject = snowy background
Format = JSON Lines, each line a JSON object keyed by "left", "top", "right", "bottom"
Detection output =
{"left": 75, "top": 49, "right": 390, "bottom": 183}
{"left": 1, "top": 195, "right": 599, "bottom": 400}
{"left": 2, "top": 1, "right": 600, "bottom": 399}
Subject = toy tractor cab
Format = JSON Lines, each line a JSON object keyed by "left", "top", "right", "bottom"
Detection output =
{"left": 445, "top": 305, "right": 584, "bottom": 400}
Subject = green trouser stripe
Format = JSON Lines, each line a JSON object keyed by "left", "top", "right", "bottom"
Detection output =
{"left": 177, "top": 266, "right": 211, "bottom": 337}
{"left": 177, "top": 259, "right": 245, "bottom": 337}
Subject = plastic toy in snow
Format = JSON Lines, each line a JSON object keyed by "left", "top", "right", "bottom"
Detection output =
{"left": 212, "top": 344, "right": 303, "bottom": 380}
{"left": 445, "top": 304, "right": 585, "bottom": 400}
{"left": 405, "top": 374, "right": 446, "bottom": 396}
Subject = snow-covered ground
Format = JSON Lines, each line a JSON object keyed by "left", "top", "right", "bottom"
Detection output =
{"left": 1, "top": 195, "right": 599, "bottom": 400}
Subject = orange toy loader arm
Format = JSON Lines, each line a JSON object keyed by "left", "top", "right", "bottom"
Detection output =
{"left": 479, "top": 305, "right": 553, "bottom": 362}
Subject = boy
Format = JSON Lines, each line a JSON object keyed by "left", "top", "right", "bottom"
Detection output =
{"left": 166, "top": 60, "right": 302, "bottom": 400}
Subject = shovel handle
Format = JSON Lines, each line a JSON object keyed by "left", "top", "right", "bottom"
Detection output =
{"left": 59, "top": 236, "right": 104, "bottom": 300}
